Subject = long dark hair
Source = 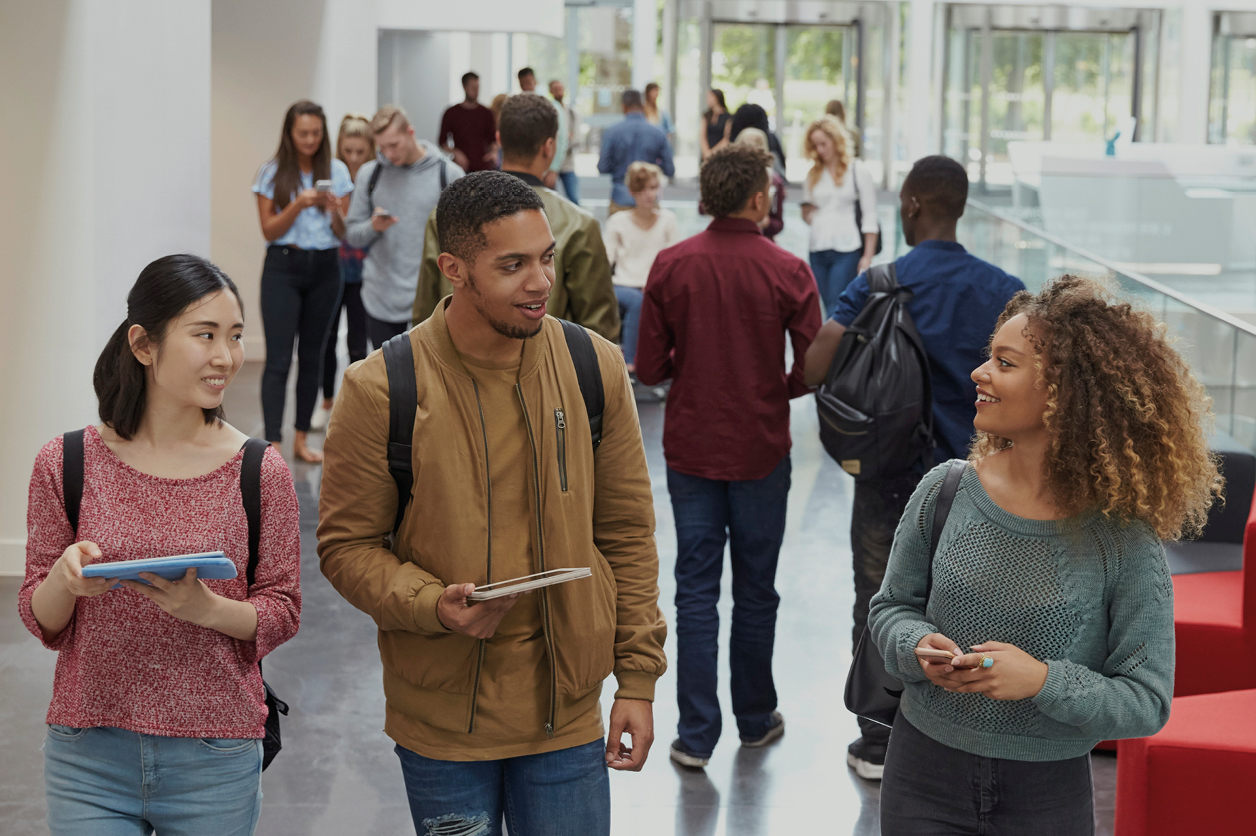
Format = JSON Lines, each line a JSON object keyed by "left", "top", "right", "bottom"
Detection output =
{"left": 271, "top": 100, "right": 332, "bottom": 211}
{"left": 94, "top": 255, "right": 243, "bottom": 440}
{"left": 704, "top": 88, "right": 727, "bottom": 121}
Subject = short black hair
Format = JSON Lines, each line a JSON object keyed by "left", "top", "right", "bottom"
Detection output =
{"left": 498, "top": 94, "right": 559, "bottom": 160}
{"left": 517, "top": 67, "right": 535, "bottom": 81}
{"left": 437, "top": 171, "right": 546, "bottom": 263}
{"left": 461, "top": 71, "right": 479, "bottom": 87}
{"left": 903, "top": 155, "right": 969, "bottom": 220}
{"left": 730, "top": 103, "right": 769, "bottom": 142}
{"left": 622, "top": 89, "right": 643, "bottom": 109}
{"left": 700, "top": 144, "right": 772, "bottom": 217}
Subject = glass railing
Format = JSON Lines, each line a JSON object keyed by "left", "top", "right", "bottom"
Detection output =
{"left": 957, "top": 199, "right": 1256, "bottom": 452}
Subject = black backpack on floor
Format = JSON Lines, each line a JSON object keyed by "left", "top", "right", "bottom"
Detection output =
{"left": 380, "top": 320, "right": 605, "bottom": 535}
{"left": 61, "top": 431, "right": 288, "bottom": 770}
{"left": 815, "top": 263, "right": 935, "bottom": 482}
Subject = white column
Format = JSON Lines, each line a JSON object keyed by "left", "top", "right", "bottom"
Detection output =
{"left": 633, "top": 0, "right": 659, "bottom": 89}
{"left": 906, "top": 0, "right": 937, "bottom": 166}
{"left": 0, "top": 0, "right": 213, "bottom": 575}
{"left": 1177, "top": 2, "right": 1213, "bottom": 144}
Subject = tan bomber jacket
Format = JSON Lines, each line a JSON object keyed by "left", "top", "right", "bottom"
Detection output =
{"left": 317, "top": 300, "right": 666, "bottom": 742}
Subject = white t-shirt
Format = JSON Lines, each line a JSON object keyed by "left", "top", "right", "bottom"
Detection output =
{"left": 802, "top": 159, "right": 878, "bottom": 253}
{"left": 602, "top": 208, "right": 681, "bottom": 289}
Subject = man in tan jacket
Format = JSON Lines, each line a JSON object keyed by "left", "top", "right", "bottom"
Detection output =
{"left": 412, "top": 93, "right": 620, "bottom": 342}
{"left": 318, "top": 170, "right": 666, "bottom": 834}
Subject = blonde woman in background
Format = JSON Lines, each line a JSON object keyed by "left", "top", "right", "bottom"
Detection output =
{"left": 603, "top": 162, "right": 680, "bottom": 372}
{"left": 314, "top": 114, "right": 374, "bottom": 429}
{"left": 734, "top": 128, "right": 786, "bottom": 241}
{"left": 801, "top": 115, "right": 877, "bottom": 317}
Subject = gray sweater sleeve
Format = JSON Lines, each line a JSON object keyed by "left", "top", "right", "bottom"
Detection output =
{"left": 868, "top": 465, "right": 950, "bottom": 684}
{"left": 345, "top": 162, "right": 380, "bottom": 249}
{"left": 1031, "top": 524, "right": 1174, "bottom": 740}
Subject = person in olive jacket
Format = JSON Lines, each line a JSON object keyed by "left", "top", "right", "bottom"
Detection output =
{"left": 413, "top": 94, "right": 620, "bottom": 342}
{"left": 318, "top": 170, "right": 666, "bottom": 836}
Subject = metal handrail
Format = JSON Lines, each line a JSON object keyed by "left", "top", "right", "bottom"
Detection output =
{"left": 965, "top": 198, "right": 1256, "bottom": 339}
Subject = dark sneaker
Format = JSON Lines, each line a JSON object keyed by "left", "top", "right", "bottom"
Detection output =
{"left": 740, "top": 711, "right": 785, "bottom": 748}
{"left": 846, "top": 735, "right": 887, "bottom": 781}
{"left": 668, "top": 738, "right": 709, "bottom": 768}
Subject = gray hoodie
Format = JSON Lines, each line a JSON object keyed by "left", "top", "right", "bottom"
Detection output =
{"left": 345, "top": 141, "right": 465, "bottom": 324}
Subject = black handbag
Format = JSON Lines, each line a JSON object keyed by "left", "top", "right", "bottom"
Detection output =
{"left": 843, "top": 459, "right": 967, "bottom": 727}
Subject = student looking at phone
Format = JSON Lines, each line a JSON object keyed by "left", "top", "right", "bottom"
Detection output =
{"left": 343, "top": 105, "right": 465, "bottom": 350}
{"left": 318, "top": 171, "right": 666, "bottom": 835}
{"left": 19, "top": 255, "right": 302, "bottom": 836}
{"left": 869, "top": 277, "right": 1222, "bottom": 835}
{"left": 253, "top": 99, "right": 353, "bottom": 463}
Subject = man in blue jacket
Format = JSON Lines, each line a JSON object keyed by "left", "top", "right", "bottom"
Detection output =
{"left": 597, "top": 90, "right": 674, "bottom": 216}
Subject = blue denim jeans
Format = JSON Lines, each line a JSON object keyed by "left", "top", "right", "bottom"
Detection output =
{"left": 809, "top": 248, "right": 863, "bottom": 319}
{"left": 668, "top": 456, "right": 791, "bottom": 757}
{"left": 614, "top": 285, "right": 644, "bottom": 365}
{"left": 44, "top": 724, "right": 262, "bottom": 836}
{"left": 394, "top": 738, "right": 610, "bottom": 836}
{"left": 558, "top": 171, "right": 580, "bottom": 205}
{"left": 881, "top": 713, "right": 1094, "bottom": 835}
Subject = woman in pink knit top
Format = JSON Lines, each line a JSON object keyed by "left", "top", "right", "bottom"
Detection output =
{"left": 18, "top": 255, "right": 301, "bottom": 835}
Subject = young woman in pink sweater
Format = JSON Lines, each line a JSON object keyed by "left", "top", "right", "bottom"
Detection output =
{"left": 19, "top": 255, "right": 301, "bottom": 835}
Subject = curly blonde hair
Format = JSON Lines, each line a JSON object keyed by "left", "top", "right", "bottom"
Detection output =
{"left": 970, "top": 275, "right": 1223, "bottom": 540}
{"left": 804, "top": 115, "right": 851, "bottom": 189}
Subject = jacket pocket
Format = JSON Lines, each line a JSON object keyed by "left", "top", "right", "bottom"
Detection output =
{"left": 555, "top": 408, "right": 568, "bottom": 492}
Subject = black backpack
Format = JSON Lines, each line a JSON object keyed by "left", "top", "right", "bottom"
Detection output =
{"left": 61, "top": 431, "right": 289, "bottom": 770}
{"left": 381, "top": 319, "right": 605, "bottom": 535}
{"left": 815, "top": 263, "right": 935, "bottom": 482}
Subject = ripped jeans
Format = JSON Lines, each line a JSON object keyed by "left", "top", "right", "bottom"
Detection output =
{"left": 395, "top": 739, "right": 610, "bottom": 836}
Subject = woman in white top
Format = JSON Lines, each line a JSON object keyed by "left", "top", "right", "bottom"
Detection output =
{"left": 603, "top": 162, "right": 680, "bottom": 371}
{"left": 801, "top": 115, "right": 878, "bottom": 317}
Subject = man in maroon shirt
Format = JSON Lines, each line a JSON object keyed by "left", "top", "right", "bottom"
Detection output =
{"left": 636, "top": 144, "right": 821, "bottom": 768}
{"left": 438, "top": 71, "right": 498, "bottom": 172}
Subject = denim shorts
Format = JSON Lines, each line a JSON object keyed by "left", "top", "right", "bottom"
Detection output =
{"left": 44, "top": 724, "right": 263, "bottom": 836}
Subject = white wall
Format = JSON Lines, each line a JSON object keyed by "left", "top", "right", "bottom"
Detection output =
{"left": 0, "top": 0, "right": 212, "bottom": 576}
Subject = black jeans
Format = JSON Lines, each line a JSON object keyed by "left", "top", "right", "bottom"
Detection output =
{"left": 881, "top": 713, "right": 1094, "bottom": 835}
{"left": 851, "top": 472, "right": 924, "bottom": 746}
{"left": 259, "top": 245, "right": 342, "bottom": 442}
{"left": 366, "top": 313, "right": 409, "bottom": 352}
{"left": 321, "top": 281, "right": 367, "bottom": 400}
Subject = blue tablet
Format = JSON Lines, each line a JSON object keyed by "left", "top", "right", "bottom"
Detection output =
{"left": 81, "top": 552, "right": 238, "bottom": 584}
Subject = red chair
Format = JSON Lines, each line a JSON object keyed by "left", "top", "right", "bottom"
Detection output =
{"left": 1115, "top": 689, "right": 1256, "bottom": 835}
{"left": 1172, "top": 495, "right": 1256, "bottom": 697}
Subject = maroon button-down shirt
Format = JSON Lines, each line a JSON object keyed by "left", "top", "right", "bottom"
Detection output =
{"left": 636, "top": 217, "right": 822, "bottom": 481}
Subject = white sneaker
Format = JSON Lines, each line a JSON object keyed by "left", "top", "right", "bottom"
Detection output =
{"left": 309, "top": 407, "right": 330, "bottom": 432}
{"left": 669, "top": 739, "right": 709, "bottom": 768}
{"left": 846, "top": 751, "right": 885, "bottom": 781}
{"left": 740, "top": 711, "right": 785, "bottom": 748}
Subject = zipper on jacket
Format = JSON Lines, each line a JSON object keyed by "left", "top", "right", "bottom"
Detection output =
{"left": 555, "top": 409, "right": 568, "bottom": 492}
{"left": 467, "top": 380, "right": 493, "bottom": 734}
{"left": 518, "top": 384, "right": 558, "bottom": 739}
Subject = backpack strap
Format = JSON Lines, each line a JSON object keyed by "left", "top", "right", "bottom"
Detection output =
{"left": 439, "top": 159, "right": 448, "bottom": 191}
{"left": 366, "top": 163, "right": 383, "bottom": 204}
{"left": 926, "top": 460, "right": 968, "bottom": 600}
{"left": 864, "top": 262, "right": 898, "bottom": 294}
{"left": 240, "top": 438, "right": 269, "bottom": 585}
{"left": 559, "top": 320, "right": 605, "bottom": 451}
{"left": 382, "top": 331, "right": 418, "bottom": 534}
{"left": 61, "top": 429, "right": 86, "bottom": 536}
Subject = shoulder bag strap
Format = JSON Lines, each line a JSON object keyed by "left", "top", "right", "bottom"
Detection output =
{"left": 559, "top": 320, "right": 605, "bottom": 451}
{"left": 240, "top": 438, "right": 269, "bottom": 586}
{"left": 382, "top": 331, "right": 419, "bottom": 534}
{"left": 62, "top": 429, "right": 86, "bottom": 536}
{"left": 367, "top": 163, "right": 383, "bottom": 203}
{"left": 926, "top": 459, "right": 969, "bottom": 599}
{"left": 439, "top": 159, "right": 448, "bottom": 191}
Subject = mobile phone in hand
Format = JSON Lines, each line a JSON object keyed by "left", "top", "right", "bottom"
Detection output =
{"left": 914, "top": 647, "right": 957, "bottom": 662}
{"left": 315, "top": 179, "right": 333, "bottom": 192}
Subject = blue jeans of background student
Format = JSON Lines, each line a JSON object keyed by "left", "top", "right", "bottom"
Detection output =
{"left": 558, "top": 171, "right": 580, "bottom": 205}
{"left": 260, "top": 245, "right": 342, "bottom": 442}
{"left": 394, "top": 739, "right": 610, "bottom": 836}
{"left": 44, "top": 724, "right": 262, "bottom": 836}
{"left": 880, "top": 713, "right": 1094, "bottom": 835}
{"left": 668, "top": 456, "right": 791, "bottom": 757}
{"left": 614, "top": 285, "right": 643, "bottom": 366}
{"left": 809, "top": 248, "right": 863, "bottom": 319}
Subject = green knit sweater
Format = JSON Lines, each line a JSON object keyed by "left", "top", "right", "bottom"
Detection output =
{"left": 869, "top": 462, "right": 1175, "bottom": 761}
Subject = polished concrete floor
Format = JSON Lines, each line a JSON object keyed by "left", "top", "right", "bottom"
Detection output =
{"left": 1, "top": 357, "right": 1117, "bottom": 835}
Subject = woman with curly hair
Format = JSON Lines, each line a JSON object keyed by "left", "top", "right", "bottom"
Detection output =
{"left": 870, "top": 276, "right": 1222, "bottom": 835}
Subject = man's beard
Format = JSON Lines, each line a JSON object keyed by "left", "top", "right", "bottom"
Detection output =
{"left": 467, "top": 271, "right": 543, "bottom": 340}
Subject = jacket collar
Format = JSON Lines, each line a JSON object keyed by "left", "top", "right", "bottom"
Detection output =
{"left": 420, "top": 295, "right": 546, "bottom": 381}
{"left": 503, "top": 169, "right": 546, "bottom": 188}
{"left": 706, "top": 216, "right": 763, "bottom": 234}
